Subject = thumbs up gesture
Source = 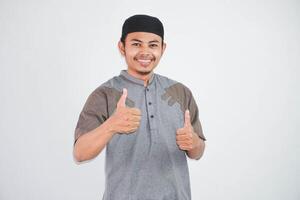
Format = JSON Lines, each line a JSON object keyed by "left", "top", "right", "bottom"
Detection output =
{"left": 109, "top": 88, "right": 142, "bottom": 134}
{"left": 176, "top": 110, "right": 198, "bottom": 151}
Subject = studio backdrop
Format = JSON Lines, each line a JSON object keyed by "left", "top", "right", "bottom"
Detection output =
{"left": 0, "top": 0, "right": 299, "bottom": 199}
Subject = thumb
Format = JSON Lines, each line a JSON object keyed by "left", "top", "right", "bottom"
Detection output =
{"left": 117, "top": 88, "right": 127, "bottom": 108}
{"left": 184, "top": 109, "right": 192, "bottom": 127}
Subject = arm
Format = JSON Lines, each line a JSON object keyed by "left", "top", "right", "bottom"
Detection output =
{"left": 73, "top": 117, "right": 116, "bottom": 162}
{"left": 176, "top": 110, "right": 206, "bottom": 160}
{"left": 185, "top": 86, "right": 206, "bottom": 160}
{"left": 73, "top": 88, "right": 141, "bottom": 163}
{"left": 186, "top": 132, "right": 206, "bottom": 160}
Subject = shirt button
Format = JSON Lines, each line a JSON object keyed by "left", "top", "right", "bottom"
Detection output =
{"left": 150, "top": 115, "right": 154, "bottom": 118}
{"left": 148, "top": 102, "right": 152, "bottom": 105}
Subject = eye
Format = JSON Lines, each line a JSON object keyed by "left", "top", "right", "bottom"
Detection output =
{"left": 132, "top": 43, "right": 140, "bottom": 47}
{"left": 149, "top": 44, "right": 158, "bottom": 48}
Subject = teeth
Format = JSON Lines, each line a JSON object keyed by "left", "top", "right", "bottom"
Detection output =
{"left": 137, "top": 59, "right": 152, "bottom": 66}
{"left": 137, "top": 59, "right": 151, "bottom": 63}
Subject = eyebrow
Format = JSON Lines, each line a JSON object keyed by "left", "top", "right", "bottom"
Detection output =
{"left": 130, "top": 39, "right": 160, "bottom": 43}
{"left": 149, "top": 40, "right": 159, "bottom": 43}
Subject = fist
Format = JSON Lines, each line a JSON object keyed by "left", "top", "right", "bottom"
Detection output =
{"left": 110, "top": 88, "right": 141, "bottom": 134}
{"left": 176, "top": 110, "right": 197, "bottom": 151}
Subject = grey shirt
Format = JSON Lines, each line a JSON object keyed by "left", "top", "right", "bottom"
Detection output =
{"left": 74, "top": 70, "right": 206, "bottom": 200}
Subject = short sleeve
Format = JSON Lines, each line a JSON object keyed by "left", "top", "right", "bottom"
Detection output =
{"left": 74, "top": 87, "right": 108, "bottom": 145}
{"left": 187, "top": 89, "right": 206, "bottom": 141}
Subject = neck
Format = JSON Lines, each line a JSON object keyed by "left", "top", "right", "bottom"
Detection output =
{"left": 127, "top": 69, "right": 153, "bottom": 87}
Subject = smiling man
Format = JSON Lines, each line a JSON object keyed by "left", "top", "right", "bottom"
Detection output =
{"left": 73, "top": 14, "right": 206, "bottom": 200}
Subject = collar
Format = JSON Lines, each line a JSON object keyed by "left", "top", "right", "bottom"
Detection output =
{"left": 120, "top": 70, "right": 155, "bottom": 87}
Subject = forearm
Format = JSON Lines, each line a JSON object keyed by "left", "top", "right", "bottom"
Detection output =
{"left": 186, "top": 133, "right": 205, "bottom": 160}
{"left": 73, "top": 118, "right": 116, "bottom": 162}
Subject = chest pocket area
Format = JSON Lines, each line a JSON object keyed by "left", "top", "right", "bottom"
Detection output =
{"left": 156, "top": 100, "right": 184, "bottom": 153}
{"left": 160, "top": 93, "right": 184, "bottom": 130}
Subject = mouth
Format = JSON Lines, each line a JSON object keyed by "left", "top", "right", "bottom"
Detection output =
{"left": 135, "top": 58, "right": 153, "bottom": 67}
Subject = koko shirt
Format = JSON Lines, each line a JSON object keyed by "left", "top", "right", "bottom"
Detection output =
{"left": 74, "top": 70, "right": 206, "bottom": 200}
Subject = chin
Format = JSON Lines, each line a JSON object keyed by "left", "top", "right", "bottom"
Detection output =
{"left": 136, "top": 70, "right": 152, "bottom": 75}
{"left": 136, "top": 66, "right": 154, "bottom": 74}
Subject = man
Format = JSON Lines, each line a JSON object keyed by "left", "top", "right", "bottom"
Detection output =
{"left": 73, "top": 14, "right": 206, "bottom": 200}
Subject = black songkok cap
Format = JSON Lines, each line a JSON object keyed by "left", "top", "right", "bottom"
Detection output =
{"left": 121, "top": 14, "right": 164, "bottom": 43}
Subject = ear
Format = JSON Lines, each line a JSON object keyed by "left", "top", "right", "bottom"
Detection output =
{"left": 118, "top": 41, "right": 125, "bottom": 56}
{"left": 161, "top": 42, "right": 167, "bottom": 56}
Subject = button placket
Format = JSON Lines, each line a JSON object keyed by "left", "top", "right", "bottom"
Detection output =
{"left": 145, "top": 86, "right": 156, "bottom": 130}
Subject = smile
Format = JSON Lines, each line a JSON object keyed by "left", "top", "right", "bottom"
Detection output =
{"left": 136, "top": 59, "right": 152, "bottom": 67}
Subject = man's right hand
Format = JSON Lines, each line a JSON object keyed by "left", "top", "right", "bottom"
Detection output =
{"left": 109, "top": 88, "right": 141, "bottom": 134}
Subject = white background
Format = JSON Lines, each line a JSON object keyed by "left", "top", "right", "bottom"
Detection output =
{"left": 0, "top": 0, "right": 299, "bottom": 199}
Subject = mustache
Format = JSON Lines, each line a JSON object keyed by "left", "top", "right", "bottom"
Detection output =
{"left": 134, "top": 54, "right": 155, "bottom": 60}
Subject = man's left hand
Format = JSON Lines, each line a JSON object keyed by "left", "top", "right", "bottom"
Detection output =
{"left": 176, "top": 110, "right": 199, "bottom": 151}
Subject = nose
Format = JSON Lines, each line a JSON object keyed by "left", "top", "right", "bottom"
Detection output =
{"left": 139, "top": 44, "right": 150, "bottom": 53}
{"left": 138, "top": 51, "right": 152, "bottom": 59}
{"left": 139, "top": 47, "right": 152, "bottom": 57}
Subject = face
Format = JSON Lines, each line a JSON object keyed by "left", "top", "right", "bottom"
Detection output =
{"left": 118, "top": 32, "right": 166, "bottom": 78}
